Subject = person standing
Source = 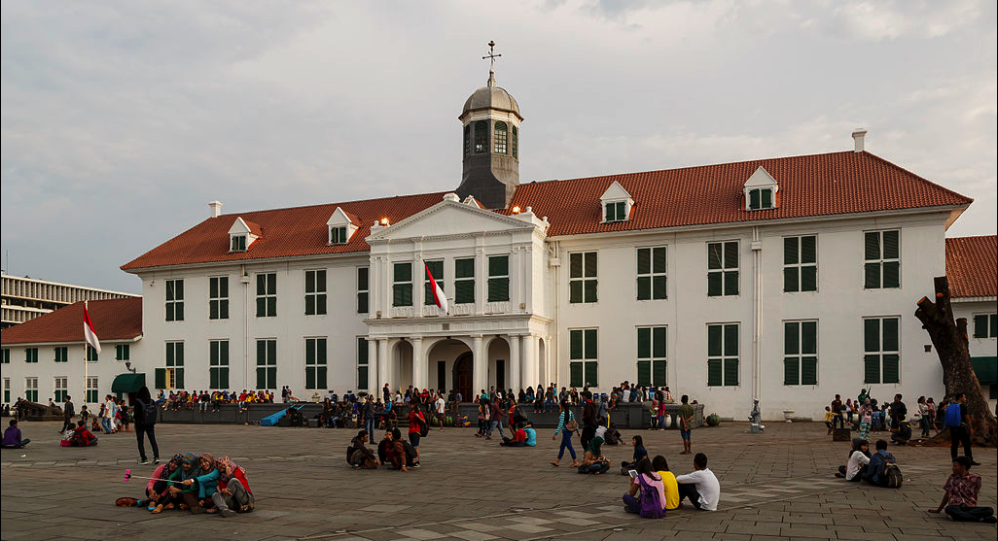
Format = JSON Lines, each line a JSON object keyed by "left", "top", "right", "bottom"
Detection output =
{"left": 102, "top": 395, "right": 117, "bottom": 434}
{"left": 61, "top": 395, "right": 75, "bottom": 433}
{"left": 679, "top": 395, "right": 694, "bottom": 455}
{"left": 434, "top": 392, "right": 446, "bottom": 431}
{"left": 831, "top": 394, "right": 844, "bottom": 429}
{"left": 944, "top": 393, "right": 979, "bottom": 466}
{"left": 407, "top": 403, "right": 425, "bottom": 467}
{"left": 134, "top": 386, "right": 160, "bottom": 465}
{"left": 580, "top": 391, "right": 598, "bottom": 451}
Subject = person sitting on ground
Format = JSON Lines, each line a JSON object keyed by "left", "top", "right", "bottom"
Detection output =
{"left": 1, "top": 419, "right": 30, "bottom": 449}
{"left": 928, "top": 456, "right": 997, "bottom": 523}
{"left": 523, "top": 421, "right": 537, "bottom": 447}
{"left": 138, "top": 454, "right": 184, "bottom": 510}
{"left": 209, "top": 456, "right": 254, "bottom": 516}
{"left": 69, "top": 419, "right": 99, "bottom": 447}
{"left": 620, "top": 435, "right": 649, "bottom": 475}
{"left": 835, "top": 439, "right": 870, "bottom": 481}
{"left": 862, "top": 439, "right": 897, "bottom": 487}
{"left": 347, "top": 430, "right": 380, "bottom": 469}
{"left": 379, "top": 428, "right": 411, "bottom": 472}
{"left": 675, "top": 452, "right": 720, "bottom": 511}
{"left": 154, "top": 453, "right": 199, "bottom": 513}
{"left": 500, "top": 422, "right": 528, "bottom": 447}
{"left": 652, "top": 455, "right": 681, "bottom": 511}
{"left": 622, "top": 457, "right": 666, "bottom": 517}
{"left": 604, "top": 422, "right": 622, "bottom": 445}
{"left": 174, "top": 453, "right": 219, "bottom": 514}
{"left": 578, "top": 426, "right": 610, "bottom": 475}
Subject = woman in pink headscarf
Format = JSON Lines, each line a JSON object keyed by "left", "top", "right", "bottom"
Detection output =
{"left": 209, "top": 456, "right": 254, "bottom": 516}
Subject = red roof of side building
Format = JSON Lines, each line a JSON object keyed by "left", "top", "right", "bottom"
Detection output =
{"left": 1, "top": 298, "right": 143, "bottom": 345}
{"left": 945, "top": 235, "right": 997, "bottom": 298}
{"left": 122, "top": 151, "right": 971, "bottom": 270}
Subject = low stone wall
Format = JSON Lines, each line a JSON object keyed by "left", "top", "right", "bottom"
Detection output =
{"left": 159, "top": 402, "right": 705, "bottom": 430}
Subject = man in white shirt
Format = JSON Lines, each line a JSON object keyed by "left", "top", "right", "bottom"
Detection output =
{"left": 103, "top": 395, "right": 117, "bottom": 434}
{"left": 675, "top": 452, "right": 721, "bottom": 511}
{"left": 435, "top": 392, "right": 446, "bottom": 431}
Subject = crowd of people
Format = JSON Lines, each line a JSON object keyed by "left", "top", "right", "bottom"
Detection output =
{"left": 115, "top": 453, "right": 254, "bottom": 517}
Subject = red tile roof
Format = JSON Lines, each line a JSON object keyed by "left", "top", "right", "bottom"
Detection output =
{"left": 945, "top": 235, "right": 997, "bottom": 298}
{"left": 1, "top": 298, "right": 143, "bottom": 345}
{"left": 122, "top": 151, "right": 971, "bottom": 271}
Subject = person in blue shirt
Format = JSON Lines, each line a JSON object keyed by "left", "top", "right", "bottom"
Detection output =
{"left": 863, "top": 439, "right": 894, "bottom": 486}
{"left": 620, "top": 435, "right": 649, "bottom": 475}
{"left": 524, "top": 421, "right": 537, "bottom": 447}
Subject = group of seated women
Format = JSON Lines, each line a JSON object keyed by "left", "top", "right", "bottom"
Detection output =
{"left": 120, "top": 453, "right": 254, "bottom": 517}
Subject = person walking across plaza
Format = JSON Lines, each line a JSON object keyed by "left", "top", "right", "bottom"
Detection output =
{"left": 678, "top": 395, "right": 694, "bottom": 455}
{"left": 435, "top": 391, "right": 446, "bottom": 431}
{"left": 134, "top": 386, "right": 160, "bottom": 465}
{"left": 944, "top": 393, "right": 978, "bottom": 466}
{"left": 408, "top": 402, "right": 425, "bottom": 467}
{"left": 551, "top": 401, "right": 579, "bottom": 468}
{"left": 928, "top": 456, "right": 997, "bottom": 522}
{"left": 61, "top": 395, "right": 75, "bottom": 433}
{"left": 485, "top": 398, "right": 505, "bottom": 440}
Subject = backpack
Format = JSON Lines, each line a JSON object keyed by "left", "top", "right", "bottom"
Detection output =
{"left": 637, "top": 474, "right": 666, "bottom": 518}
{"left": 417, "top": 412, "right": 429, "bottom": 437}
{"left": 944, "top": 403, "right": 962, "bottom": 428}
{"left": 402, "top": 441, "right": 418, "bottom": 465}
{"left": 879, "top": 454, "right": 903, "bottom": 488}
{"left": 136, "top": 399, "right": 157, "bottom": 426}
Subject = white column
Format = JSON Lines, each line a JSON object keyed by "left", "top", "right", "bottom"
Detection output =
{"left": 377, "top": 339, "right": 390, "bottom": 392}
{"left": 472, "top": 335, "right": 486, "bottom": 396}
{"left": 523, "top": 334, "right": 536, "bottom": 389}
{"left": 509, "top": 335, "right": 521, "bottom": 393}
{"left": 412, "top": 338, "right": 425, "bottom": 390}
{"left": 367, "top": 338, "right": 378, "bottom": 394}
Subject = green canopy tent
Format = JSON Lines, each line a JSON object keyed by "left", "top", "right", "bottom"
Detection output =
{"left": 111, "top": 373, "right": 146, "bottom": 399}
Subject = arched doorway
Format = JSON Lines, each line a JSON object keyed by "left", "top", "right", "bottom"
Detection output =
{"left": 453, "top": 353, "right": 473, "bottom": 402}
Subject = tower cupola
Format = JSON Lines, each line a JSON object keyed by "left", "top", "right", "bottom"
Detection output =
{"left": 456, "top": 41, "right": 523, "bottom": 209}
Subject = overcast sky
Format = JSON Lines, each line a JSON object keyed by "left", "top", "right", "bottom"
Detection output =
{"left": 2, "top": 0, "right": 995, "bottom": 293}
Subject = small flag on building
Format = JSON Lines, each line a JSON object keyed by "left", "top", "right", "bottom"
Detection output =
{"left": 425, "top": 263, "right": 449, "bottom": 314}
{"left": 83, "top": 301, "right": 101, "bottom": 354}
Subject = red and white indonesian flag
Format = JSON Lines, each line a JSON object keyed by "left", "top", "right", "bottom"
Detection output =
{"left": 425, "top": 263, "right": 449, "bottom": 313}
{"left": 83, "top": 302, "right": 101, "bottom": 354}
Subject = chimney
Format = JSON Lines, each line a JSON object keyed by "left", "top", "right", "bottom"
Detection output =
{"left": 209, "top": 200, "right": 223, "bottom": 218}
{"left": 851, "top": 128, "right": 867, "bottom": 153}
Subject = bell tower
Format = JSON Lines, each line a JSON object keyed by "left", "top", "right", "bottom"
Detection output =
{"left": 456, "top": 41, "right": 523, "bottom": 209}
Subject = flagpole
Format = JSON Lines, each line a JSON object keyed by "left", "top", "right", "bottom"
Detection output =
{"left": 84, "top": 301, "right": 89, "bottom": 411}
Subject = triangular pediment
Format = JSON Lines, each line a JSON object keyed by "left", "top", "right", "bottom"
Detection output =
{"left": 368, "top": 199, "right": 533, "bottom": 241}
{"left": 744, "top": 166, "right": 778, "bottom": 189}
{"left": 600, "top": 180, "right": 632, "bottom": 202}
{"left": 228, "top": 217, "right": 252, "bottom": 236}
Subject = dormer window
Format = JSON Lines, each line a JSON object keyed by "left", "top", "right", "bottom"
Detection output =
{"left": 600, "top": 181, "right": 634, "bottom": 224}
{"left": 330, "top": 226, "right": 348, "bottom": 245}
{"left": 326, "top": 206, "right": 358, "bottom": 246}
{"left": 228, "top": 217, "right": 260, "bottom": 253}
{"left": 231, "top": 235, "right": 247, "bottom": 252}
{"left": 743, "top": 166, "right": 779, "bottom": 212}
{"left": 747, "top": 188, "right": 774, "bottom": 211}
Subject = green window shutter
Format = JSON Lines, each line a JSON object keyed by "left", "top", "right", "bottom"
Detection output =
{"left": 570, "top": 362, "right": 583, "bottom": 387}
{"left": 358, "top": 366, "right": 369, "bottom": 390}
{"left": 268, "top": 340, "right": 276, "bottom": 365}
{"left": 882, "top": 261, "right": 900, "bottom": 288}
{"left": 605, "top": 202, "right": 616, "bottom": 221}
{"left": 637, "top": 276, "right": 651, "bottom": 300}
{"left": 584, "top": 361, "right": 598, "bottom": 387}
{"left": 707, "top": 244, "right": 722, "bottom": 270}
{"left": 652, "top": 276, "right": 667, "bottom": 300}
{"left": 583, "top": 279, "right": 597, "bottom": 303}
{"left": 882, "top": 354, "right": 900, "bottom": 384}
{"left": 882, "top": 318, "right": 899, "bottom": 351}
{"left": 175, "top": 368, "right": 185, "bottom": 389}
{"left": 357, "top": 292, "right": 368, "bottom": 314}
{"left": 882, "top": 230, "right": 899, "bottom": 259}
{"left": 652, "top": 327, "right": 667, "bottom": 358}
{"left": 801, "top": 356, "right": 818, "bottom": 385}
{"left": 707, "top": 325, "right": 722, "bottom": 357}
{"left": 306, "top": 339, "right": 316, "bottom": 366}
{"left": 724, "top": 242, "right": 739, "bottom": 269}
{"left": 784, "top": 322, "right": 800, "bottom": 355}
{"left": 749, "top": 189, "right": 760, "bottom": 210}
{"left": 723, "top": 358, "right": 739, "bottom": 386}
{"left": 652, "top": 360, "right": 667, "bottom": 387}
{"left": 991, "top": 314, "right": 998, "bottom": 338}
{"left": 864, "top": 354, "right": 880, "bottom": 384}
{"left": 210, "top": 368, "right": 219, "bottom": 390}
{"left": 357, "top": 267, "right": 369, "bottom": 290}
{"left": 864, "top": 232, "right": 880, "bottom": 260}
{"left": 653, "top": 247, "right": 666, "bottom": 273}
{"left": 707, "top": 273, "right": 722, "bottom": 297}
{"left": 784, "top": 267, "right": 799, "bottom": 293}
{"left": 784, "top": 358, "right": 799, "bottom": 385}
{"left": 166, "top": 343, "right": 174, "bottom": 366}
{"left": 707, "top": 359, "right": 722, "bottom": 386}
{"left": 306, "top": 367, "right": 316, "bottom": 389}
{"left": 800, "top": 235, "right": 816, "bottom": 264}
{"left": 316, "top": 294, "right": 326, "bottom": 315}
{"left": 584, "top": 329, "right": 598, "bottom": 359}
{"left": 489, "top": 256, "right": 508, "bottom": 277}
{"left": 155, "top": 368, "right": 166, "bottom": 390}
{"left": 784, "top": 237, "right": 798, "bottom": 265}
{"left": 584, "top": 252, "right": 597, "bottom": 277}
{"left": 455, "top": 258, "right": 475, "bottom": 278}
{"left": 267, "top": 296, "right": 276, "bottom": 317}
{"left": 210, "top": 341, "right": 219, "bottom": 366}
{"left": 570, "top": 330, "right": 583, "bottom": 360}
{"left": 305, "top": 295, "right": 315, "bottom": 316}
{"left": 723, "top": 324, "right": 739, "bottom": 356}
{"left": 488, "top": 277, "right": 509, "bottom": 302}
{"left": 210, "top": 300, "right": 219, "bottom": 320}
{"left": 176, "top": 343, "right": 184, "bottom": 366}
{"left": 256, "top": 340, "right": 266, "bottom": 365}
{"left": 864, "top": 319, "right": 880, "bottom": 352}
{"left": 394, "top": 262, "right": 411, "bottom": 283}
{"left": 637, "top": 360, "right": 651, "bottom": 387}
{"left": 724, "top": 271, "right": 739, "bottom": 296}
{"left": 256, "top": 367, "right": 266, "bottom": 389}
{"left": 637, "top": 248, "right": 650, "bottom": 274}
{"left": 220, "top": 368, "right": 229, "bottom": 390}
{"left": 305, "top": 271, "right": 315, "bottom": 294}
{"left": 455, "top": 280, "right": 475, "bottom": 304}
{"left": 801, "top": 321, "right": 817, "bottom": 355}
{"left": 570, "top": 280, "right": 583, "bottom": 303}
{"left": 317, "top": 366, "right": 327, "bottom": 389}
{"left": 570, "top": 253, "right": 583, "bottom": 278}
{"left": 800, "top": 265, "right": 817, "bottom": 292}
{"left": 637, "top": 328, "right": 651, "bottom": 359}
{"left": 256, "top": 296, "right": 266, "bottom": 317}
{"left": 761, "top": 189, "right": 772, "bottom": 209}
{"left": 974, "top": 315, "right": 989, "bottom": 338}
{"left": 616, "top": 202, "right": 626, "bottom": 220}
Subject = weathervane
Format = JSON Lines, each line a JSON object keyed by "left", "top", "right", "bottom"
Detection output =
{"left": 483, "top": 40, "right": 501, "bottom": 86}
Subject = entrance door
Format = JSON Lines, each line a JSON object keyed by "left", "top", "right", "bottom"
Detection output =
{"left": 496, "top": 359, "right": 505, "bottom": 392}
{"left": 453, "top": 353, "right": 473, "bottom": 402}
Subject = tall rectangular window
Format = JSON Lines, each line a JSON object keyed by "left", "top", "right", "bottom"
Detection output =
{"left": 165, "top": 279, "right": 184, "bottom": 321}
{"left": 54, "top": 347, "right": 68, "bottom": 363}
{"left": 305, "top": 270, "right": 327, "bottom": 315}
{"left": 86, "top": 377, "right": 99, "bottom": 403}
{"left": 209, "top": 340, "right": 229, "bottom": 390}
{"left": 424, "top": 260, "right": 444, "bottom": 305}
{"left": 86, "top": 345, "right": 98, "bottom": 362}
{"left": 454, "top": 258, "right": 475, "bottom": 304}
{"left": 163, "top": 342, "right": 185, "bottom": 389}
{"left": 25, "top": 377, "right": 38, "bottom": 403}
{"left": 256, "top": 273, "right": 277, "bottom": 317}
{"left": 1, "top": 349, "right": 9, "bottom": 364}
{"left": 305, "top": 337, "right": 328, "bottom": 390}
{"left": 707, "top": 323, "right": 739, "bottom": 387}
{"left": 972, "top": 314, "right": 997, "bottom": 339}
{"left": 256, "top": 339, "right": 277, "bottom": 390}
{"left": 209, "top": 276, "right": 229, "bottom": 320}
{"left": 488, "top": 255, "right": 510, "bottom": 302}
{"left": 393, "top": 262, "right": 413, "bottom": 307}
{"left": 569, "top": 252, "right": 598, "bottom": 303}
{"left": 637, "top": 326, "right": 667, "bottom": 387}
{"left": 357, "top": 267, "right": 369, "bottom": 314}
{"left": 25, "top": 347, "right": 38, "bottom": 363}
{"left": 707, "top": 242, "right": 739, "bottom": 297}
{"left": 864, "top": 317, "right": 900, "bottom": 384}
{"left": 357, "top": 337, "right": 369, "bottom": 390}
{"left": 636, "top": 247, "right": 667, "bottom": 300}
{"left": 54, "top": 377, "right": 68, "bottom": 402}
{"left": 115, "top": 344, "right": 130, "bottom": 361}
{"left": 784, "top": 236, "right": 817, "bottom": 292}
{"left": 569, "top": 328, "right": 598, "bottom": 387}
{"left": 784, "top": 321, "right": 818, "bottom": 386}
{"left": 3, "top": 378, "right": 9, "bottom": 403}
{"left": 864, "top": 230, "right": 900, "bottom": 289}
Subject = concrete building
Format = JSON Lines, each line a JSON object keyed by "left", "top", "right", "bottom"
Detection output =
{"left": 1, "top": 272, "right": 138, "bottom": 329}
{"left": 946, "top": 236, "right": 998, "bottom": 408}
{"left": 2, "top": 70, "right": 996, "bottom": 418}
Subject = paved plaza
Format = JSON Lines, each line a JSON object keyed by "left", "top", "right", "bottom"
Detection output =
{"left": 1, "top": 420, "right": 995, "bottom": 541}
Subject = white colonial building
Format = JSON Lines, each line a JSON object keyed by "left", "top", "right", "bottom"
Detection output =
{"left": 3, "top": 71, "right": 996, "bottom": 419}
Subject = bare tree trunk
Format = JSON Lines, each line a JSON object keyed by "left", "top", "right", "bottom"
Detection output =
{"left": 915, "top": 276, "right": 997, "bottom": 447}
